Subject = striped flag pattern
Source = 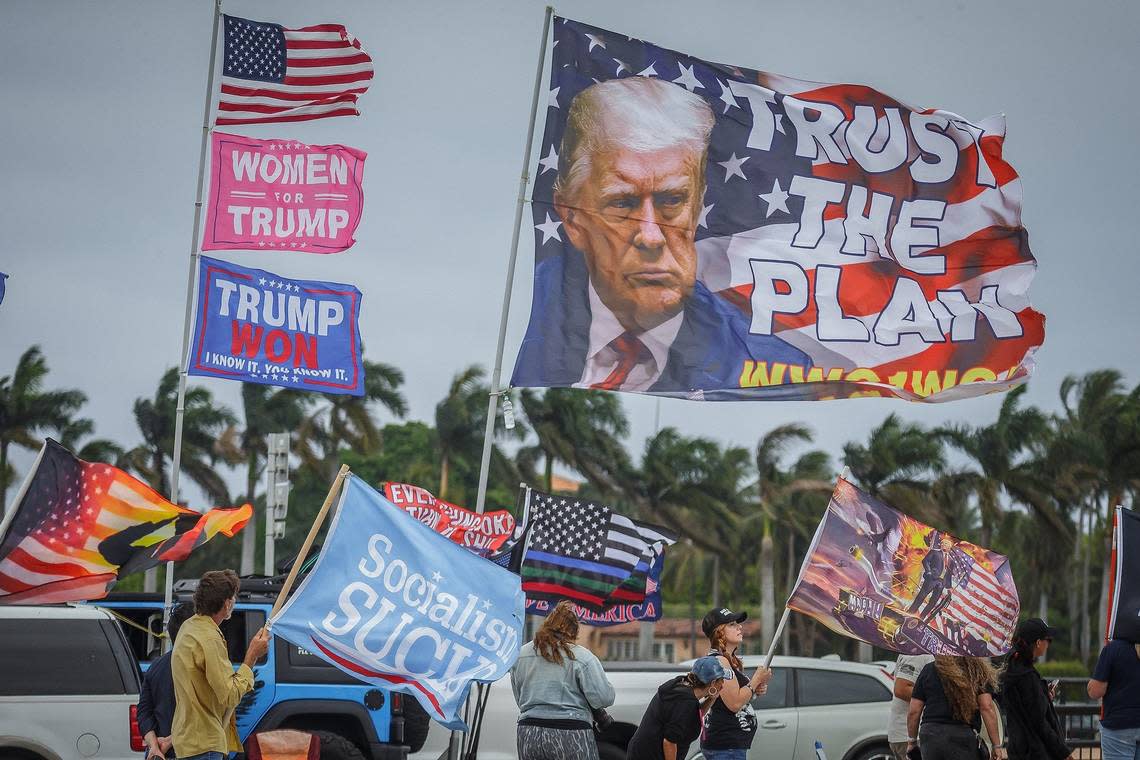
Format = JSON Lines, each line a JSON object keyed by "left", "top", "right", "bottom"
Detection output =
{"left": 217, "top": 14, "right": 374, "bottom": 126}
{"left": 0, "top": 440, "right": 252, "bottom": 605}
{"left": 929, "top": 548, "right": 1019, "bottom": 649}
{"left": 520, "top": 488, "right": 676, "bottom": 610}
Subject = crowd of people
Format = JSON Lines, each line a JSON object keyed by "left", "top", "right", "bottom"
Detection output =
{"left": 143, "top": 570, "right": 1138, "bottom": 760}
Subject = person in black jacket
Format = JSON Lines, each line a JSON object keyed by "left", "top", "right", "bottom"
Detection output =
{"left": 137, "top": 602, "right": 194, "bottom": 760}
{"left": 628, "top": 656, "right": 730, "bottom": 760}
{"left": 997, "top": 618, "right": 1074, "bottom": 760}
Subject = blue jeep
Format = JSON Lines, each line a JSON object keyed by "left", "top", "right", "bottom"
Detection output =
{"left": 95, "top": 581, "right": 430, "bottom": 760}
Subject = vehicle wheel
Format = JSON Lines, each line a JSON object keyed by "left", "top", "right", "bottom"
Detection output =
{"left": 401, "top": 696, "right": 432, "bottom": 753}
{"left": 311, "top": 730, "right": 367, "bottom": 760}
{"left": 597, "top": 741, "right": 626, "bottom": 760}
{"left": 848, "top": 744, "right": 894, "bottom": 760}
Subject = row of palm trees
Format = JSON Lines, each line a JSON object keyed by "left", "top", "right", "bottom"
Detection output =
{"left": 2, "top": 344, "right": 1137, "bottom": 664}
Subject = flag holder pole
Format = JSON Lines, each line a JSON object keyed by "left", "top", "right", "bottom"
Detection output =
{"left": 268, "top": 464, "right": 350, "bottom": 621}
{"left": 471, "top": 4, "right": 555, "bottom": 516}
{"left": 160, "top": 0, "right": 223, "bottom": 640}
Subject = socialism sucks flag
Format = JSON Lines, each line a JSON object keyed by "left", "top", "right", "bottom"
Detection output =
{"left": 203, "top": 133, "right": 366, "bottom": 254}
{"left": 1107, "top": 506, "right": 1140, "bottom": 643}
{"left": 270, "top": 475, "right": 525, "bottom": 730}
{"left": 383, "top": 482, "right": 516, "bottom": 555}
{"left": 786, "top": 478, "right": 1019, "bottom": 656}
{"left": 189, "top": 256, "right": 364, "bottom": 396}
{"left": 0, "top": 440, "right": 252, "bottom": 605}
{"left": 511, "top": 17, "right": 1043, "bottom": 402}
{"left": 217, "top": 15, "right": 374, "bottom": 126}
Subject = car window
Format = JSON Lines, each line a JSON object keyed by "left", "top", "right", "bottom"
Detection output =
{"left": 0, "top": 618, "right": 127, "bottom": 696}
{"left": 751, "top": 666, "right": 789, "bottom": 710}
{"left": 796, "top": 668, "right": 890, "bottom": 706}
{"left": 103, "top": 606, "right": 165, "bottom": 663}
{"left": 220, "top": 609, "right": 268, "bottom": 666}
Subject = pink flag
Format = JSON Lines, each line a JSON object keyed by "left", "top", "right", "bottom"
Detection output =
{"left": 203, "top": 132, "right": 366, "bottom": 254}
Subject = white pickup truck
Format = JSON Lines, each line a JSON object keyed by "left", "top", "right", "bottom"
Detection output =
{"left": 411, "top": 655, "right": 895, "bottom": 760}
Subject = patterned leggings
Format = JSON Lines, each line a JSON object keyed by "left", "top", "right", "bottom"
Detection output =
{"left": 516, "top": 724, "right": 599, "bottom": 760}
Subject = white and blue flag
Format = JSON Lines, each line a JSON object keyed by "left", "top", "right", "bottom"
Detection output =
{"left": 270, "top": 474, "right": 525, "bottom": 730}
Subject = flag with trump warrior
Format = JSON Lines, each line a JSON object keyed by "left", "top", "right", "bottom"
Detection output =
{"left": 511, "top": 17, "right": 1043, "bottom": 403}
{"left": 519, "top": 485, "right": 677, "bottom": 611}
{"left": 0, "top": 439, "right": 252, "bottom": 605}
{"left": 1107, "top": 506, "right": 1140, "bottom": 643}
{"left": 270, "top": 475, "right": 525, "bottom": 730}
{"left": 217, "top": 14, "right": 374, "bottom": 126}
{"left": 785, "top": 477, "right": 1019, "bottom": 656}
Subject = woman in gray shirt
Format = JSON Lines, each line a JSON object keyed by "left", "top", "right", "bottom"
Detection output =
{"left": 510, "top": 600, "right": 616, "bottom": 760}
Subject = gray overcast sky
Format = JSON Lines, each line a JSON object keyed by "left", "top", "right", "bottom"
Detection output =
{"left": 2, "top": 0, "right": 1138, "bottom": 503}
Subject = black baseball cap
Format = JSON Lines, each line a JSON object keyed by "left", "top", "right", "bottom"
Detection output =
{"left": 702, "top": 607, "right": 748, "bottom": 638}
{"left": 1014, "top": 617, "right": 1059, "bottom": 642}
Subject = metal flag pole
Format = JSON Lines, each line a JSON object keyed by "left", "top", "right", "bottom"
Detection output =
{"left": 160, "top": 0, "right": 223, "bottom": 641}
{"left": 471, "top": 4, "right": 554, "bottom": 516}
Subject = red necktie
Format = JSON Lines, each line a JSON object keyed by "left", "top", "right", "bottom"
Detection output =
{"left": 592, "top": 333, "right": 650, "bottom": 391}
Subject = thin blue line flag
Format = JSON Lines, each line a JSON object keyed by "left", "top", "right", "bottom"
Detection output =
{"left": 270, "top": 475, "right": 525, "bottom": 730}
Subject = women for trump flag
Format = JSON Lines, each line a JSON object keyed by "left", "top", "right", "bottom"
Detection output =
{"left": 786, "top": 478, "right": 1020, "bottom": 656}
{"left": 511, "top": 17, "right": 1043, "bottom": 402}
{"left": 270, "top": 475, "right": 525, "bottom": 730}
{"left": 0, "top": 440, "right": 252, "bottom": 605}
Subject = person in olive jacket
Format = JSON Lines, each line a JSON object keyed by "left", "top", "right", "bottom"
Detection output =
{"left": 997, "top": 618, "right": 1074, "bottom": 760}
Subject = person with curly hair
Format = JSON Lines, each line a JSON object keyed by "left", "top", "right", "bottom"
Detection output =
{"left": 510, "top": 600, "right": 615, "bottom": 760}
{"left": 998, "top": 618, "right": 1073, "bottom": 760}
{"left": 907, "top": 656, "right": 1005, "bottom": 760}
{"left": 699, "top": 608, "right": 772, "bottom": 760}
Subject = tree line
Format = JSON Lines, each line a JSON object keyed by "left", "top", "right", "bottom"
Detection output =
{"left": 2, "top": 344, "right": 1137, "bottom": 667}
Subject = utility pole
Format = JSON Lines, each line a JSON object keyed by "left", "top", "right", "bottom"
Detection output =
{"left": 264, "top": 433, "right": 290, "bottom": 576}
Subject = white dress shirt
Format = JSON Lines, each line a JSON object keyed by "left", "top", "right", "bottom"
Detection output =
{"left": 575, "top": 284, "right": 684, "bottom": 391}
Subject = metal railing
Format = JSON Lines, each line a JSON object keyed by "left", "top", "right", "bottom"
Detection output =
{"left": 1055, "top": 677, "right": 1101, "bottom": 759}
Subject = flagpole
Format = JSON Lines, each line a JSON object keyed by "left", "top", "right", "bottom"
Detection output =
{"left": 161, "top": 0, "right": 223, "bottom": 637}
{"left": 472, "top": 4, "right": 554, "bottom": 515}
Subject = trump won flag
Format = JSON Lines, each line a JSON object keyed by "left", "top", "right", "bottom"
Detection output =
{"left": 188, "top": 256, "right": 364, "bottom": 395}
{"left": 786, "top": 478, "right": 1019, "bottom": 656}
{"left": 511, "top": 17, "right": 1043, "bottom": 402}
{"left": 270, "top": 475, "right": 525, "bottom": 730}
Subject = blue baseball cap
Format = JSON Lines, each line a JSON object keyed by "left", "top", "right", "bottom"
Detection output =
{"left": 691, "top": 655, "right": 731, "bottom": 685}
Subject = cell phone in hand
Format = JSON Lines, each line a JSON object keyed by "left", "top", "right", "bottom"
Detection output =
{"left": 907, "top": 746, "right": 922, "bottom": 760}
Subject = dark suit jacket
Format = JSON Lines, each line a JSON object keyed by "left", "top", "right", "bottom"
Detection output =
{"left": 511, "top": 249, "right": 811, "bottom": 398}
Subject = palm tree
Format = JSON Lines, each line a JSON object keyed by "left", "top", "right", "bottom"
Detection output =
{"left": 435, "top": 366, "right": 488, "bottom": 502}
{"left": 517, "top": 388, "right": 630, "bottom": 492}
{"left": 58, "top": 417, "right": 124, "bottom": 464}
{"left": 0, "top": 346, "right": 87, "bottom": 513}
{"left": 122, "top": 368, "right": 236, "bottom": 505}
{"left": 843, "top": 413, "right": 946, "bottom": 524}
{"left": 937, "top": 385, "right": 1064, "bottom": 544}
{"left": 296, "top": 360, "right": 407, "bottom": 481}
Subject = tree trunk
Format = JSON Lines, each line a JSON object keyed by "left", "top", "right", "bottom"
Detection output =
{"left": 1069, "top": 509, "right": 1081, "bottom": 656}
{"left": 759, "top": 521, "right": 775, "bottom": 652}
{"left": 240, "top": 453, "right": 257, "bottom": 576}
{"left": 1080, "top": 507, "right": 1091, "bottom": 664}
{"left": 1038, "top": 590, "right": 1049, "bottom": 663}
{"left": 0, "top": 439, "right": 8, "bottom": 515}
{"left": 544, "top": 454, "right": 553, "bottom": 493}
{"left": 711, "top": 554, "right": 720, "bottom": 607}
{"left": 783, "top": 533, "right": 794, "bottom": 654}
{"left": 439, "top": 454, "right": 450, "bottom": 501}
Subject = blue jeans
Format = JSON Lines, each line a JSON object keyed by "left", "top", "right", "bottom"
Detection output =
{"left": 177, "top": 753, "right": 225, "bottom": 760}
{"left": 1102, "top": 726, "right": 1140, "bottom": 760}
{"left": 702, "top": 750, "right": 748, "bottom": 760}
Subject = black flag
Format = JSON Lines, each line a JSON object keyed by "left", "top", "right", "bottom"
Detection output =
{"left": 1107, "top": 507, "right": 1140, "bottom": 642}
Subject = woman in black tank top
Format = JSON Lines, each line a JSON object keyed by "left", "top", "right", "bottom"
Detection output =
{"left": 699, "top": 608, "right": 773, "bottom": 760}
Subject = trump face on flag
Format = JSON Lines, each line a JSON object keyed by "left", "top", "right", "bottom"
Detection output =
{"left": 512, "top": 77, "right": 809, "bottom": 397}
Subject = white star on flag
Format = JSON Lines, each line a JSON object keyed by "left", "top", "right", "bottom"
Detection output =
{"left": 613, "top": 58, "right": 631, "bottom": 76}
{"left": 535, "top": 213, "right": 562, "bottom": 244}
{"left": 714, "top": 79, "right": 739, "bottom": 114}
{"left": 759, "top": 178, "right": 791, "bottom": 217}
{"left": 637, "top": 63, "right": 658, "bottom": 77}
{"left": 717, "top": 153, "right": 749, "bottom": 182}
{"left": 672, "top": 63, "right": 702, "bottom": 92}
{"left": 548, "top": 86, "right": 560, "bottom": 109}
{"left": 585, "top": 33, "right": 606, "bottom": 52}
{"left": 698, "top": 203, "right": 714, "bottom": 229}
{"left": 538, "top": 145, "right": 559, "bottom": 174}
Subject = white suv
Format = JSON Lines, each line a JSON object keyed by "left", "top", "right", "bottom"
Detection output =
{"left": 685, "top": 655, "right": 894, "bottom": 760}
{"left": 0, "top": 604, "right": 144, "bottom": 760}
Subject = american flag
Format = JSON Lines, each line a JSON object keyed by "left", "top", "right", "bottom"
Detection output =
{"left": 0, "top": 440, "right": 252, "bottom": 605}
{"left": 520, "top": 487, "right": 676, "bottom": 610}
{"left": 929, "top": 548, "right": 1020, "bottom": 654}
{"left": 516, "top": 17, "right": 1044, "bottom": 402}
{"left": 217, "top": 14, "right": 374, "bottom": 126}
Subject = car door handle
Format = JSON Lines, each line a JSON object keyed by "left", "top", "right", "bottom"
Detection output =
{"left": 760, "top": 719, "right": 787, "bottom": 729}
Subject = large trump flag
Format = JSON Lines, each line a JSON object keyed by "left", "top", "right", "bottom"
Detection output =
{"left": 511, "top": 17, "right": 1043, "bottom": 402}
{"left": 786, "top": 478, "right": 1019, "bottom": 656}
{"left": 270, "top": 475, "right": 525, "bottom": 730}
